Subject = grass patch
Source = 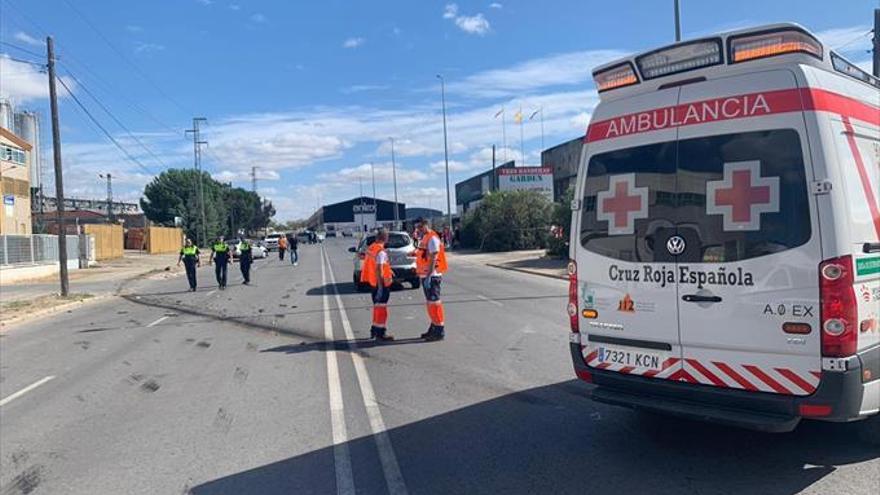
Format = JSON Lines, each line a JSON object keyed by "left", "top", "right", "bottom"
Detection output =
{"left": 0, "top": 293, "right": 94, "bottom": 321}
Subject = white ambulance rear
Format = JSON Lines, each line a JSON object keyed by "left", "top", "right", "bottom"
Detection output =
{"left": 568, "top": 24, "right": 880, "bottom": 441}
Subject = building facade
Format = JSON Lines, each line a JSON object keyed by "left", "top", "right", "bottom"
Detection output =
{"left": 541, "top": 136, "right": 584, "bottom": 200}
{"left": 308, "top": 197, "right": 405, "bottom": 234}
{"left": 0, "top": 127, "right": 33, "bottom": 234}
{"left": 454, "top": 161, "right": 515, "bottom": 214}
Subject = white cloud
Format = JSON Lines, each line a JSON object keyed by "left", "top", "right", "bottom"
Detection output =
{"left": 816, "top": 25, "right": 872, "bottom": 56}
{"left": 446, "top": 49, "right": 626, "bottom": 98}
{"left": 489, "top": 2, "right": 503, "bottom": 8}
{"left": 228, "top": 4, "right": 241, "bottom": 10}
{"left": 320, "top": 162, "right": 429, "bottom": 185}
{"left": 443, "top": 4, "right": 491, "bottom": 36}
{"left": 340, "top": 84, "right": 389, "bottom": 94}
{"left": 208, "top": 131, "right": 348, "bottom": 171}
{"left": 195, "top": 0, "right": 213, "bottom": 5}
{"left": 125, "top": 25, "right": 143, "bottom": 33}
{"left": 343, "top": 37, "right": 365, "bottom": 49}
{"left": 250, "top": 13, "right": 267, "bottom": 23}
{"left": 134, "top": 42, "right": 166, "bottom": 54}
{"left": 455, "top": 14, "right": 490, "bottom": 35}
{"left": 13, "top": 31, "right": 43, "bottom": 47}
{"left": 0, "top": 55, "right": 75, "bottom": 104}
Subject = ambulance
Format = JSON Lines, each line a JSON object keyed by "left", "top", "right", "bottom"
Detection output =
{"left": 567, "top": 23, "right": 880, "bottom": 441}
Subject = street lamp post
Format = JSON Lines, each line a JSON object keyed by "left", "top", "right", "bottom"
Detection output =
{"left": 390, "top": 137, "right": 400, "bottom": 230}
{"left": 437, "top": 74, "right": 453, "bottom": 229}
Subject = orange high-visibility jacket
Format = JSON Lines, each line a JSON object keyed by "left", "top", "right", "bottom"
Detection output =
{"left": 415, "top": 229, "right": 448, "bottom": 277}
{"left": 361, "top": 242, "right": 393, "bottom": 287}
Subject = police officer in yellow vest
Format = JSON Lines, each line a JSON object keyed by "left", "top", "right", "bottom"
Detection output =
{"left": 209, "top": 235, "right": 231, "bottom": 290}
{"left": 413, "top": 218, "right": 448, "bottom": 341}
{"left": 177, "top": 238, "right": 200, "bottom": 292}
{"left": 360, "top": 228, "right": 395, "bottom": 341}
{"left": 238, "top": 237, "right": 253, "bottom": 285}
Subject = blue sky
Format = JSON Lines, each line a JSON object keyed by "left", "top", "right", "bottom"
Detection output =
{"left": 0, "top": 0, "right": 875, "bottom": 220}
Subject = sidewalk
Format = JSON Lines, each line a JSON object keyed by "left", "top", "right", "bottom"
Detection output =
{"left": 1, "top": 251, "right": 184, "bottom": 327}
{"left": 447, "top": 248, "right": 567, "bottom": 280}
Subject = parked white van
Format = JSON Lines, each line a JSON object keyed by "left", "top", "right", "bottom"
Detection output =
{"left": 568, "top": 24, "right": 880, "bottom": 442}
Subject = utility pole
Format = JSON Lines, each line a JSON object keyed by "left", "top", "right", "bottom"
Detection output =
{"left": 251, "top": 166, "right": 257, "bottom": 193}
{"left": 99, "top": 173, "right": 112, "bottom": 223}
{"left": 47, "top": 37, "right": 69, "bottom": 296}
{"left": 491, "top": 144, "right": 496, "bottom": 192}
{"left": 437, "top": 74, "right": 452, "bottom": 229}
{"left": 185, "top": 118, "right": 208, "bottom": 246}
{"left": 390, "top": 137, "right": 399, "bottom": 230}
{"left": 873, "top": 9, "right": 879, "bottom": 77}
{"left": 674, "top": 0, "right": 682, "bottom": 42}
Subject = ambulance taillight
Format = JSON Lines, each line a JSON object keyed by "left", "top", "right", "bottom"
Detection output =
{"left": 567, "top": 260, "right": 579, "bottom": 332}
{"left": 819, "top": 256, "right": 858, "bottom": 357}
{"left": 593, "top": 63, "right": 639, "bottom": 93}
{"left": 729, "top": 28, "right": 822, "bottom": 64}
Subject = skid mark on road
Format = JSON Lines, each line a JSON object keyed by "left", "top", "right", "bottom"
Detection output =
{"left": 323, "top": 246, "right": 408, "bottom": 495}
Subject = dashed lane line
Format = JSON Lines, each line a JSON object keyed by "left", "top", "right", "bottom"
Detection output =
{"left": 323, "top": 246, "right": 408, "bottom": 495}
{"left": 0, "top": 376, "right": 55, "bottom": 407}
{"left": 146, "top": 315, "right": 170, "bottom": 328}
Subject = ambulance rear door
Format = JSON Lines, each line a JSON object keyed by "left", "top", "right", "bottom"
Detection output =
{"left": 674, "top": 69, "right": 823, "bottom": 396}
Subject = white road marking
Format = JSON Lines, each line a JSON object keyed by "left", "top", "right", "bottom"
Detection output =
{"left": 206, "top": 290, "right": 217, "bottom": 296}
{"left": 0, "top": 376, "right": 55, "bottom": 407}
{"left": 477, "top": 294, "right": 503, "bottom": 307}
{"left": 323, "top": 247, "right": 408, "bottom": 495}
{"left": 146, "top": 316, "right": 169, "bottom": 328}
{"left": 321, "top": 250, "right": 355, "bottom": 495}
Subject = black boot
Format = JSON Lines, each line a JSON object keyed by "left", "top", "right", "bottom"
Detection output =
{"left": 372, "top": 326, "right": 394, "bottom": 341}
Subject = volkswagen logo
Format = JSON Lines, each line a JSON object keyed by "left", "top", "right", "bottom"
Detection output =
{"left": 666, "top": 235, "right": 686, "bottom": 256}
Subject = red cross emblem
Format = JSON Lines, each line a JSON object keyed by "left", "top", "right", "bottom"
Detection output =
{"left": 597, "top": 173, "right": 649, "bottom": 235}
{"left": 706, "top": 161, "right": 780, "bottom": 231}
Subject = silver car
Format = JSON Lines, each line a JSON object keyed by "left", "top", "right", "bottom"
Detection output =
{"left": 350, "top": 231, "right": 419, "bottom": 291}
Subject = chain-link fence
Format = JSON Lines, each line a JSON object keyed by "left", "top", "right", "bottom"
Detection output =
{"left": 0, "top": 234, "right": 84, "bottom": 266}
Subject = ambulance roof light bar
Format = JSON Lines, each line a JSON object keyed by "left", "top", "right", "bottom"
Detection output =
{"left": 729, "top": 28, "right": 822, "bottom": 64}
{"left": 593, "top": 62, "right": 639, "bottom": 93}
{"left": 636, "top": 39, "right": 723, "bottom": 80}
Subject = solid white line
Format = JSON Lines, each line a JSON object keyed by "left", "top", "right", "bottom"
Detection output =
{"left": 477, "top": 294, "right": 503, "bottom": 307}
{"left": 206, "top": 290, "right": 217, "bottom": 296}
{"left": 323, "top": 247, "right": 408, "bottom": 495}
{"left": 0, "top": 376, "right": 55, "bottom": 407}
{"left": 321, "top": 250, "right": 355, "bottom": 495}
{"left": 146, "top": 315, "right": 169, "bottom": 328}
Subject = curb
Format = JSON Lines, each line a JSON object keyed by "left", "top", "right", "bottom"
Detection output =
{"left": 0, "top": 294, "right": 112, "bottom": 332}
{"left": 485, "top": 263, "right": 567, "bottom": 281}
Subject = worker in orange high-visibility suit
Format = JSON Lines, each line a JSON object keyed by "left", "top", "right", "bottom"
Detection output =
{"left": 360, "top": 228, "right": 395, "bottom": 341}
{"left": 413, "top": 218, "right": 448, "bottom": 341}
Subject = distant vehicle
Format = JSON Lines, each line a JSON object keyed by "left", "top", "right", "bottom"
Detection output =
{"left": 316, "top": 231, "right": 326, "bottom": 242}
{"left": 230, "top": 240, "right": 267, "bottom": 260}
{"left": 341, "top": 230, "right": 353, "bottom": 237}
{"left": 350, "top": 231, "right": 419, "bottom": 291}
{"left": 296, "top": 231, "right": 311, "bottom": 243}
{"left": 568, "top": 23, "right": 880, "bottom": 443}
{"left": 326, "top": 231, "right": 337, "bottom": 238}
{"left": 263, "top": 233, "right": 283, "bottom": 251}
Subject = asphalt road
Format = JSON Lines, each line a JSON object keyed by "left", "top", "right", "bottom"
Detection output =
{"left": 1, "top": 239, "right": 877, "bottom": 495}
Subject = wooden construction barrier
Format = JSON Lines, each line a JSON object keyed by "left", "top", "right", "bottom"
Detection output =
{"left": 145, "top": 227, "right": 184, "bottom": 254}
{"left": 83, "top": 224, "right": 124, "bottom": 260}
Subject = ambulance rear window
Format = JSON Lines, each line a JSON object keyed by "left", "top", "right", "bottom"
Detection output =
{"left": 580, "top": 129, "right": 811, "bottom": 262}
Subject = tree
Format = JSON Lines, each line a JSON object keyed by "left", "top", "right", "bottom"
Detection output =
{"left": 546, "top": 185, "right": 574, "bottom": 257}
{"left": 460, "top": 190, "right": 552, "bottom": 252}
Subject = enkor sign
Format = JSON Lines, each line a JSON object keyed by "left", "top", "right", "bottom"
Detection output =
{"left": 497, "top": 167, "right": 553, "bottom": 201}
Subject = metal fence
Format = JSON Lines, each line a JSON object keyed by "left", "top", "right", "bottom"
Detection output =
{"left": 0, "top": 234, "right": 83, "bottom": 266}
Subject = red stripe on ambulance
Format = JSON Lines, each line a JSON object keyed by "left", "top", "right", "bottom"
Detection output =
{"left": 840, "top": 115, "right": 880, "bottom": 239}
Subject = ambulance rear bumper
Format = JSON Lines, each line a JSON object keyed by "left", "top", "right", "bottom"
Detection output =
{"left": 570, "top": 343, "right": 872, "bottom": 433}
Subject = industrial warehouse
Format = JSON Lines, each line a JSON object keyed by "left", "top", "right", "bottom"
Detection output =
{"left": 306, "top": 197, "right": 406, "bottom": 235}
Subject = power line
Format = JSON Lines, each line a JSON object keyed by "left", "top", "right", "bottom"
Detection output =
{"left": 0, "top": 40, "right": 45, "bottom": 59}
{"left": 0, "top": 52, "right": 45, "bottom": 68}
{"left": 62, "top": 68, "right": 170, "bottom": 170}
{"left": 55, "top": 75, "right": 156, "bottom": 176}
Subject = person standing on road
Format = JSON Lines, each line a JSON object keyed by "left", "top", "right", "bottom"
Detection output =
{"left": 413, "top": 218, "right": 448, "bottom": 341}
{"left": 289, "top": 233, "right": 299, "bottom": 266}
{"left": 238, "top": 238, "right": 253, "bottom": 285}
{"left": 278, "top": 234, "right": 288, "bottom": 261}
{"left": 209, "top": 236, "right": 231, "bottom": 290}
{"left": 177, "top": 238, "right": 200, "bottom": 292}
{"left": 361, "top": 228, "right": 394, "bottom": 341}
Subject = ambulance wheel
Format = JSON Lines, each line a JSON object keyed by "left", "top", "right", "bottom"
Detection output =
{"left": 857, "top": 414, "right": 880, "bottom": 446}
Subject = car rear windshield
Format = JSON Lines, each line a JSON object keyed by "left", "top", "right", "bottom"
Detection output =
{"left": 580, "top": 129, "right": 811, "bottom": 263}
{"left": 362, "top": 234, "right": 411, "bottom": 250}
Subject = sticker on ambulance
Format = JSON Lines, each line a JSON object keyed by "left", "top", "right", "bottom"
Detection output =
{"left": 596, "top": 173, "right": 649, "bottom": 235}
{"left": 706, "top": 160, "right": 780, "bottom": 231}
